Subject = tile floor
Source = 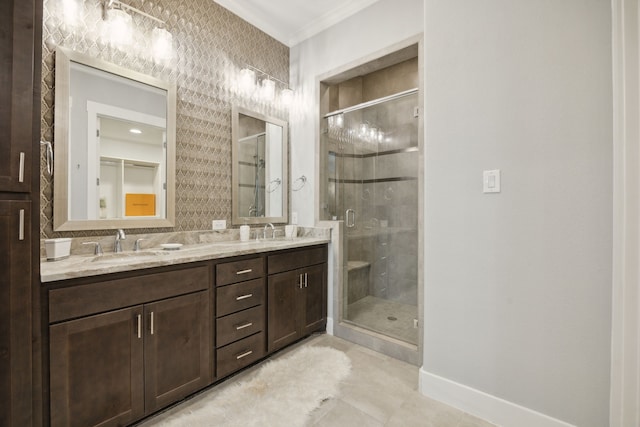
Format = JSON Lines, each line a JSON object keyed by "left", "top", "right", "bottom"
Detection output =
{"left": 139, "top": 334, "right": 495, "bottom": 427}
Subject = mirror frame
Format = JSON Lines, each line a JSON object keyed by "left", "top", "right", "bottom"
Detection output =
{"left": 231, "top": 106, "right": 288, "bottom": 225}
{"left": 53, "top": 47, "right": 176, "bottom": 231}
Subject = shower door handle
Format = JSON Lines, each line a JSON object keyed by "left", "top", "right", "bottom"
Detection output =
{"left": 346, "top": 209, "right": 356, "bottom": 228}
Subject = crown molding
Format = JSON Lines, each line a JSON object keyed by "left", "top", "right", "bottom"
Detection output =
{"left": 213, "top": 0, "right": 381, "bottom": 47}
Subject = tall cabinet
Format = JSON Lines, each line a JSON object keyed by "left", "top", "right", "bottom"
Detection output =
{"left": 0, "top": 1, "right": 43, "bottom": 426}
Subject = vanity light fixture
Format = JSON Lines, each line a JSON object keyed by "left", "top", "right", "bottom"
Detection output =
{"left": 129, "top": 128, "right": 142, "bottom": 134}
{"left": 102, "top": 0, "right": 173, "bottom": 59}
{"left": 239, "top": 64, "right": 294, "bottom": 107}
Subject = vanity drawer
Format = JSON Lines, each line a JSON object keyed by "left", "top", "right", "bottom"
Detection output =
{"left": 216, "top": 305, "right": 265, "bottom": 348}
{"left": 217, "top": 332, "right": 265, "bottom": 378}
{"left": 216, "top": 257, "right": 264, "bottom": 286}
{"left": 267, "top": 245, "right": 327, "bottom": 274}
{"left": 49, "top": 265, "right": 210, "bottom": 323}
{"left": 216, "top": 278, "right": 264, "bottom": 316}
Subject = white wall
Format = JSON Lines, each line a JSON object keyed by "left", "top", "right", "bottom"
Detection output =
{"left": 289, "top": 0, "right": 424, "bottom": 227}
{"left": 421, "top": 1, "right": 612, "bottom": 426}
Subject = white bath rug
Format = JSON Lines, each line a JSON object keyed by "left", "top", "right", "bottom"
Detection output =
{"left": 155, "top": 345, "right": 351, "bottom": 427}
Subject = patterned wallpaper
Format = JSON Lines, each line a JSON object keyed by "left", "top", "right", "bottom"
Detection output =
{"left": 40, "top": 0, "right": 289, "bottom": 238}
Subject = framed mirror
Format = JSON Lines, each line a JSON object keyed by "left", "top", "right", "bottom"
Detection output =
{"left": 53, "top": 47, "right": 176, "bottom": 231}
{"left": 232, "top": 106, "right": 288, "bottom": 225}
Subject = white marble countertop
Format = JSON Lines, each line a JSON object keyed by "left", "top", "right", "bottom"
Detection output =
{"left": 41, "top": 236, "right": 330, "bottom": 283}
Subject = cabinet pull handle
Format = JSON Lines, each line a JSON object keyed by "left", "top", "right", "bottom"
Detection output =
{"left": 236, "top": 350, "right": 253, "bottom": 360}
{"left": 18, "top": 209, "right": 24, "bottom": 241}
{"left": 150, "top": 312, "right": 155, "bottom": 335}
{"left": 298, "top": 274, "right": 303, "bottom": 289}
{"left": 235, "top": 322, "right": 253, "bottom": 330}
{"left": 236, "top": 294, "right": 253, "bottom": 301}
{"left": 136, "top": 314, "right": 142, "bottom": 339}
{"left": 18, "top": 152, "right": 25, "bottom": 183}
{"left": 304, "top": 273, "right": 308, "bottom": 288}
{"left": 236, "top": 269, "right": 252, "bottom": 275}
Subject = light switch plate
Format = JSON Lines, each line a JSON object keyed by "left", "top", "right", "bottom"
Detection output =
{"left": 291, "top": 212, "right": 298, "bottom": 224}
{"left": 212, "top": 220, "right": 226, "bottom": 230}
{"left": 483, "top": 170, "right": 501, "bottom": 193}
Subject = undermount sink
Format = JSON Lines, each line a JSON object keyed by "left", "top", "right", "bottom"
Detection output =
{"left": 89, "top": 251, "right": 169, "bottom": 264}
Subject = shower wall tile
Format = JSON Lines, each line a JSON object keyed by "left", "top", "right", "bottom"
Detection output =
{"left": 40, "top": 0, "right": 289, "bottom": 238}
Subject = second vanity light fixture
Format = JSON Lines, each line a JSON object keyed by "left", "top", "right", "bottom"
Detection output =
{"left": 101, "top": 0, "right": 173, "bottom": 60}
{"left": 239, "top": 64, "right": 294, "bottom": 106}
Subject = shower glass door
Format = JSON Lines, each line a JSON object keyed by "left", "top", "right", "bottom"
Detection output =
{"left": 323, "top": 90, "right": 419, "bottom": 345}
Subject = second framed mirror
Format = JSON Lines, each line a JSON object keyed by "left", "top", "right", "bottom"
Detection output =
{"left": 231, "top": 106, "right": 288, "bottom": 225}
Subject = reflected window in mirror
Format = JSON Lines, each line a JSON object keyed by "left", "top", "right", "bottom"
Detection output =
{"left": 232, "top": 106, "right": 288, "bottom": 225}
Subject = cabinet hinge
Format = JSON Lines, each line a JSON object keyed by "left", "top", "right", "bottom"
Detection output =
{"left": 96, "top": 178, "right": 100, "bottom": 186}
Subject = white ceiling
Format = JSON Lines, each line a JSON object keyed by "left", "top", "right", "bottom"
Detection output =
{"left": 213, "top": 0, "right": 381, "bottom": 47}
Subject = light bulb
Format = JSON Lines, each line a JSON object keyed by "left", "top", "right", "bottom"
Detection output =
{"left": 107, "top": 9, "right": 132, "bottom": 48}
{"left": 61, "top": 0, "right": 81, "bottom": 27}
{"left": 260, "top": 78, "right": 275, "bottom": 101}
{"left": 280, "top": 88, "right": 294, "bottom": 106}
{"left": 239, "top": 68, "right": 256, "bottom": 94}
{"left": 152, "top": 27, "right": 173, "bottom": 61}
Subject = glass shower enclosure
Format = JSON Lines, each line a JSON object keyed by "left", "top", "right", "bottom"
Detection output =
{"left": 322, "top": 89, "right": 419, "bottom": 345}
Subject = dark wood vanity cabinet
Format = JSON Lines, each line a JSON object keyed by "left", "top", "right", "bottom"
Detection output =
{"left": 267, "top": 246, "right": 328, "bottom": 353}
{"left": 45, "top": 244, "right": 328, "bottom": 426}
{"left": 0, "top": 201, "right": 33, "bottom": 427}
{"left": 1, "top": 1, "right": 43, "bottom": 426}
{"left": 48, "top": 265, "right": 212, "bottom": 427}
{"left": 0, "top": 0, "right": 40, "bottom": 193}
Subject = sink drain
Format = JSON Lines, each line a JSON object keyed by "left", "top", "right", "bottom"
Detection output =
{"left": 387, "top": 316, "right": 397, "bottom": 321}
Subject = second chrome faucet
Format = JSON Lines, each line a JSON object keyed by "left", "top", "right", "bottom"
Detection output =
{"left": 114, "top": 229, "right": 126, "bottom": 253}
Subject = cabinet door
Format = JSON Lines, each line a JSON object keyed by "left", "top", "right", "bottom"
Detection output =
{"left": 49, "top": 307, "right": 144, "bottom": 427}
{"left": 144, "top": 291, "right": 211, "bottom": 413}
{"left": 267, "top": 270, "right": 302, "bottom": 352}
{"left": 0, "top": 1, "right": 37, "bottom": 193}
{"left": 302, "top": 263, "right": 327, "bottom": 336}
{"left": 0, "top": 201, "right": 32, "bottom": 427}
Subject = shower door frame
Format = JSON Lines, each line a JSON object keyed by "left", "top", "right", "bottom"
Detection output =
{"left": 316, "top": 35, "right": 424, "bottom": 366}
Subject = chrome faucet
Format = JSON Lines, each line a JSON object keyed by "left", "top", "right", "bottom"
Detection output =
{"left": 114, "top": 229, "right": 126, "bottom": 253}
{"left": 263, "top": 223, "right": 275, "bottom": 239}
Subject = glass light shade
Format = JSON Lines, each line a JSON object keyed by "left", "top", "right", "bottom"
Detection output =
{"left": 152, "top": 27, "right": 173, "bottom": 60}
{"left": 280, "top": 88, "right": 294, "bottom": 106}
{"left": 107, "top": 9, "right": 132, "bottom": 47}
{"left": 61, "top": 0, "right": 81, "bottom": 27}
{"left": 260, "top": 78, "right": 276, "bottom": 101}
{"left": 239, "top": 68, "right": 256, "bottom": 94}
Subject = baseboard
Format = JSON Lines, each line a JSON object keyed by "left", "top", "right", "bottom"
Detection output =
{"left": 419, "top": 369, "right": 576, "bottom": 427}
{"left": 326, "top": 317, "right": 334, "bottom": 335}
